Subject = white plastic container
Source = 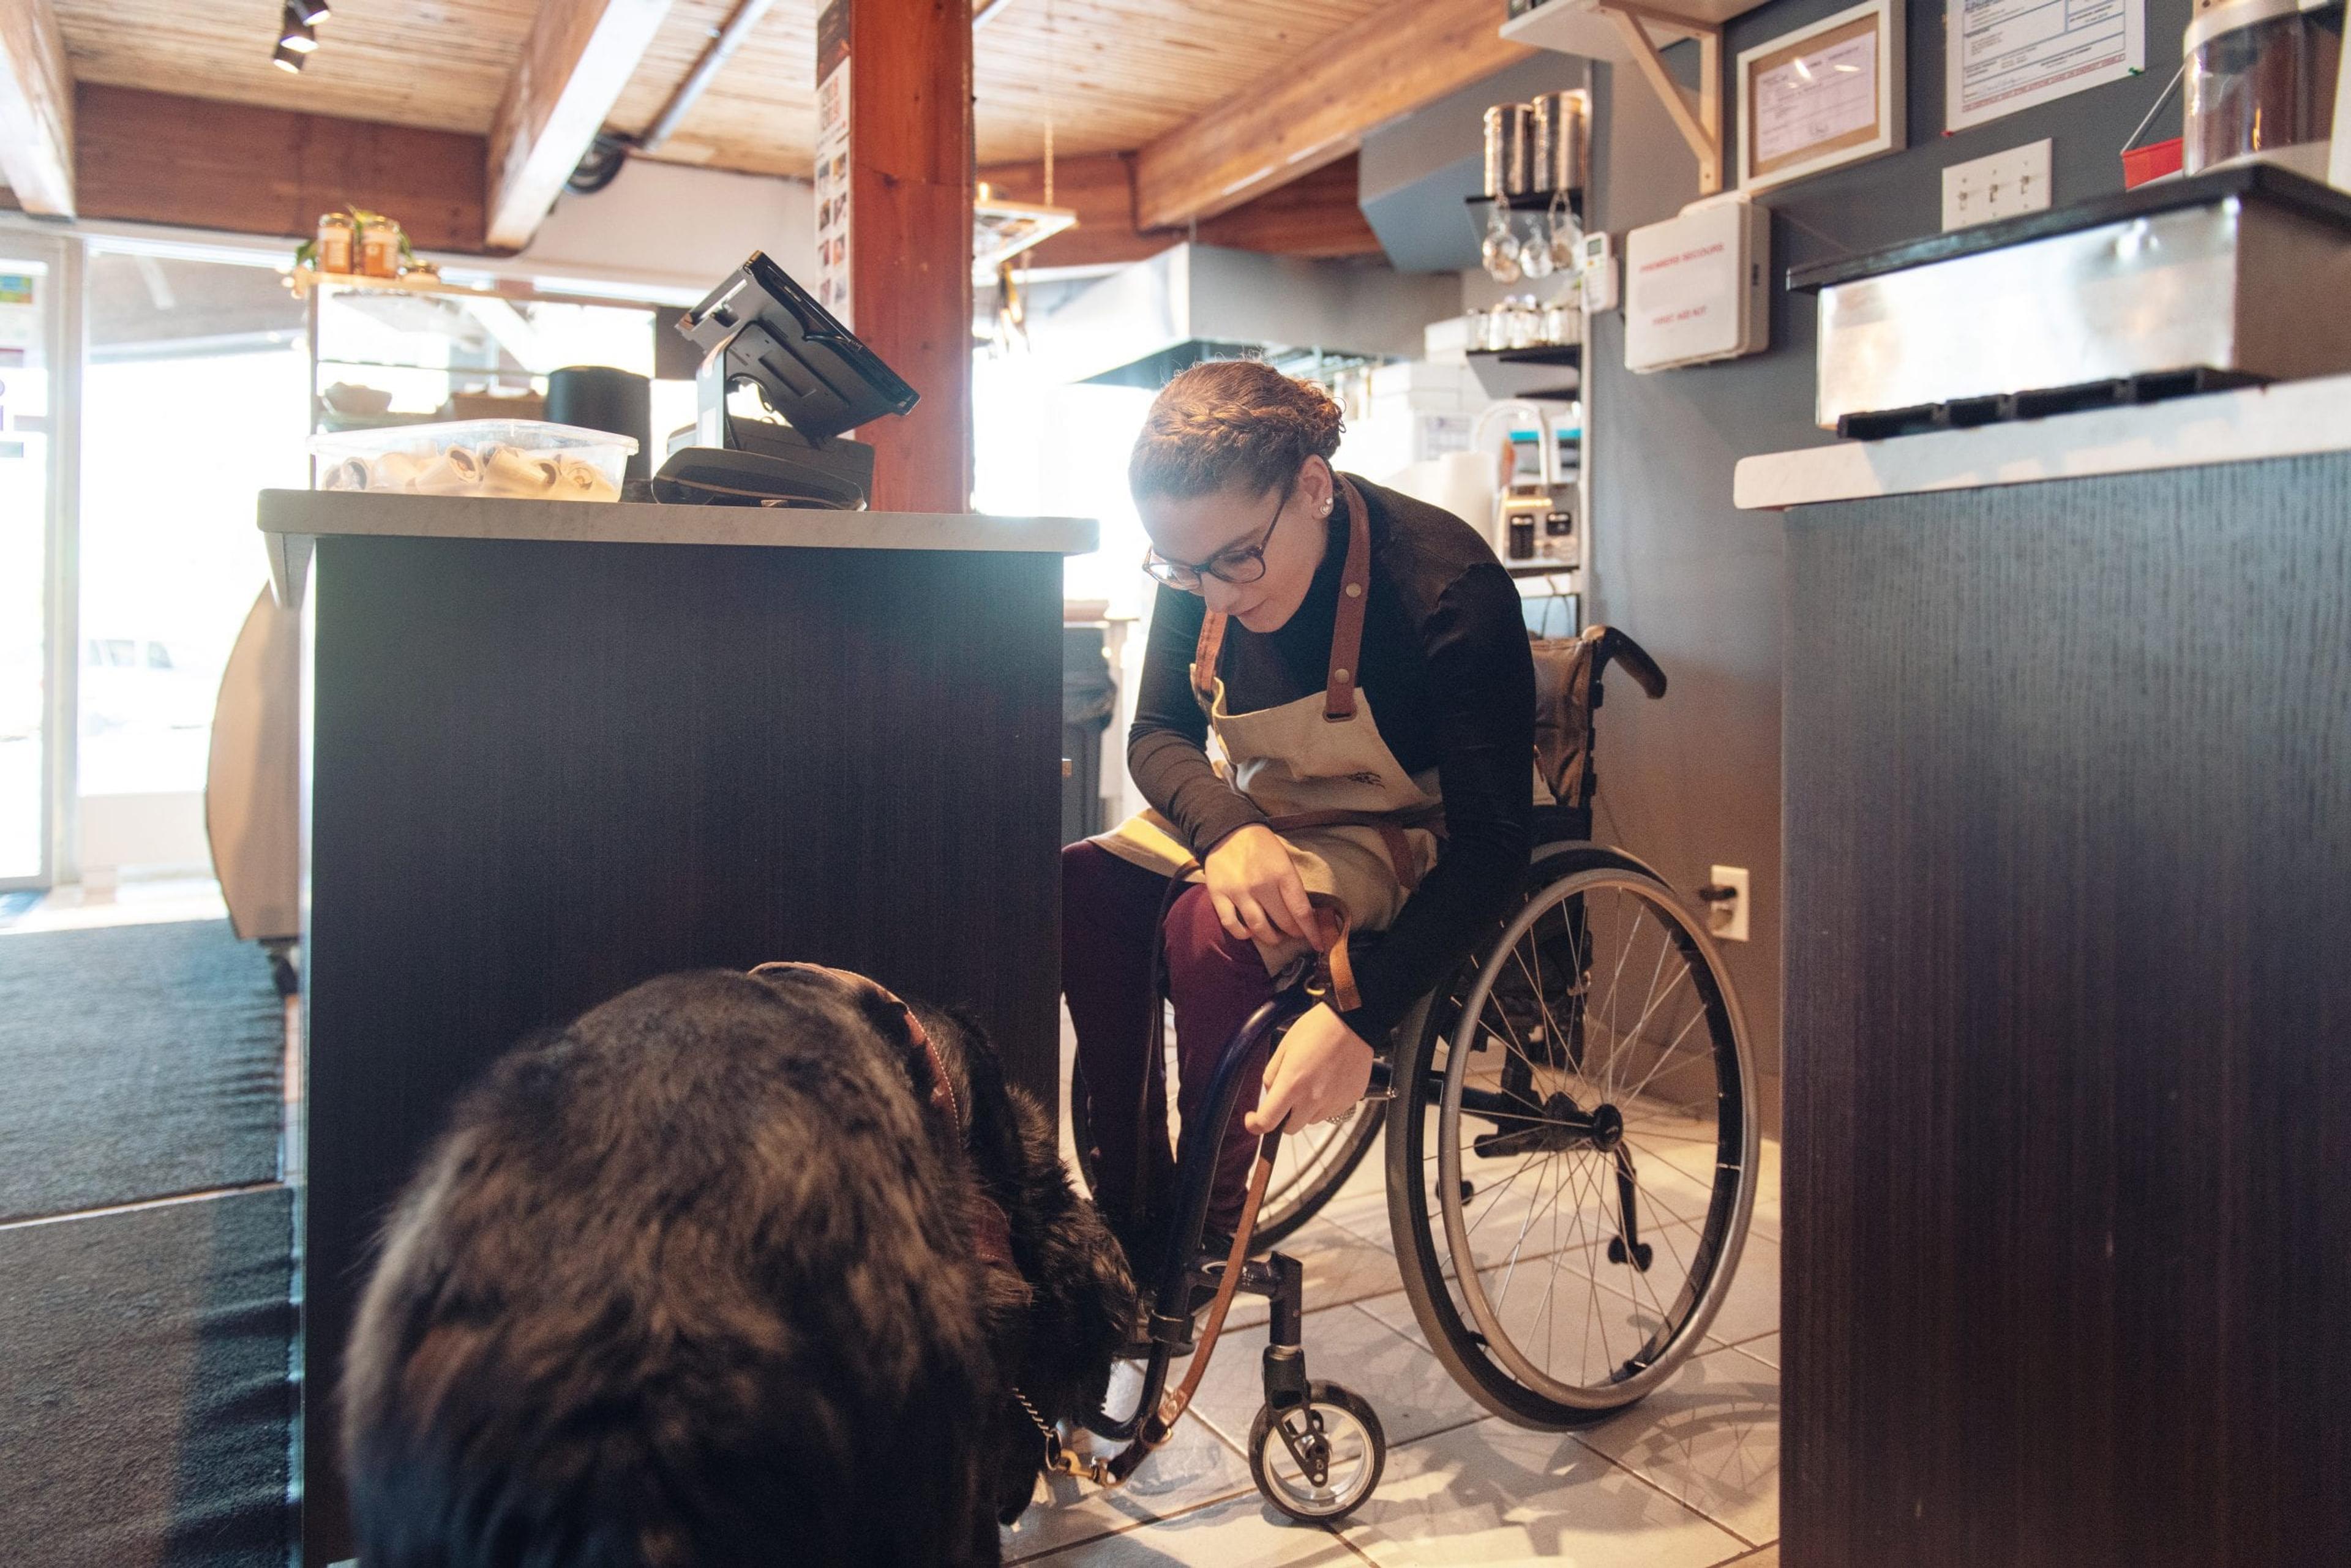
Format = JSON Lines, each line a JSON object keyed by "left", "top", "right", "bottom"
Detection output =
{"left": 309, "top": 419, "right": 637, "bottom": 503}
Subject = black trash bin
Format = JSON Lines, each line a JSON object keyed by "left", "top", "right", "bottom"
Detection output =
{"left": 1062, "top": 626, "right": 1116, "bottom": 845}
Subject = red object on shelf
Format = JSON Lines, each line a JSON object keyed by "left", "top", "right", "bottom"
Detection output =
{"left": 2123, "top": 137, "right": 2184, "bottom": 188}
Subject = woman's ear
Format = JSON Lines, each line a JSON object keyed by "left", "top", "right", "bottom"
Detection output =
{"left": 1303, "top": 456, "right": 1336, "bottom": 517}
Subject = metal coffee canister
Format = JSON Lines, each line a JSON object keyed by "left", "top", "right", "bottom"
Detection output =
{"left": 1482, "top": 103, "right": 1536, "bottom": 197}
{"left": 1529, "top": 91, "right": 1589, "bottom": 195}
{"left": 315, "top": 212, "right": 355, "bottom": 275}
{"left": 357, "top": 218, "right": 402, "bottom": 279}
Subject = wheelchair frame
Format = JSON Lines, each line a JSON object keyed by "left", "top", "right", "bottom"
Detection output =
{"left": 1048, "top": 626, "right": 1757, "bottom": 1524}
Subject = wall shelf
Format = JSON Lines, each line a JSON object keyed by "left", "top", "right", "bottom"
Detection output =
{"left": 1470, "top": 343, "right": 1583, "bottom": 367}
{"left": 1501, "top": 0, "right": 1765, "bottom": 195}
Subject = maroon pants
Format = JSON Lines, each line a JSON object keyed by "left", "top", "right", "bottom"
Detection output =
{"left": 1061, "top": 839, "right": 1281, "bottom": 1238}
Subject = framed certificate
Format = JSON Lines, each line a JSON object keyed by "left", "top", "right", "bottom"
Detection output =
{"left": 1737, "top": 0, "right": 1904, "bottom": 193}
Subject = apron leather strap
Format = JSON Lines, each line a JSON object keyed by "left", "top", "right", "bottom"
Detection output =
{"left": 1262, "top": 806, "right": 1432, "bottom": 895}
{"left": 1190, "top": 610, "right": 1227, "bottom": 707}
{"left": 1187, "top": 474, "right": 1373, "bottom": 719}
{"left": 1325, "top": 478, "right": 1372, "bottom": 722}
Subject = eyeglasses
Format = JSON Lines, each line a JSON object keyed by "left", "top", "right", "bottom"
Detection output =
{"left": 1141, "top": 489, "right": 1289, "bottom": 591}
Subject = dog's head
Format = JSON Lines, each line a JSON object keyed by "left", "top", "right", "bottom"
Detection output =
{"left": 747, "top": 966, "right": 1137, "bottom": 1525}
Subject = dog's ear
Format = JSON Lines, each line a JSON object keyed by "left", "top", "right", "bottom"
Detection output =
{"left": 997, "top": 1087, "right": 1137, "bottom": 1421}
{"left": 938, "top": 1008, "right": 1028, "bottom": 1192}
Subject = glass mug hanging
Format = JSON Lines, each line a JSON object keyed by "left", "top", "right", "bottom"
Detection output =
{"left": 1528, "top": 92, "right": 1589, "bottom": 273}
{"left": 1480, "top": 103, "right": 1535, "bottom": 282}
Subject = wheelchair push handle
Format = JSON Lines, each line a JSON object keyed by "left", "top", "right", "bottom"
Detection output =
{"left": 1591, "top": 626, "right": 1668, "bottom": 700}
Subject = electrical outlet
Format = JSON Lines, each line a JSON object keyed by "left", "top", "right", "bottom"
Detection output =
{"left": 1941, "top": 140, "right": 2052, "bottom": 231}
{"left": 1703, "top": 865, "right": 1750, "bottom": 943}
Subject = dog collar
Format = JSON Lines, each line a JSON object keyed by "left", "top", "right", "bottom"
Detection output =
{"left": 749, "top": 962, "right": 1016, "bottom": 1273}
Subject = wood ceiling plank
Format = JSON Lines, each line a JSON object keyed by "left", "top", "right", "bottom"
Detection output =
{"left": 54, "top": 0, "right": 542, "bottom": 137}
{"left": 486, "top": 0, "right": 678, "bottom": 249}
{"left": 0, "top": 0, "right": 73, "bottom": 215}
{"left": 1131, "top": 0, "right": 1527, "bottom": 228}
{"left": 47, "top": 0, "right": 1423, "bottom": 187}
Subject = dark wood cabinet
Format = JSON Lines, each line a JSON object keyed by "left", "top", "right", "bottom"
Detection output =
{"left": 1779, "top": 452, "right": 2351, "bottom": 1567}
{"left": 272, "top": 496, "right": 1088, "bottom": 1564}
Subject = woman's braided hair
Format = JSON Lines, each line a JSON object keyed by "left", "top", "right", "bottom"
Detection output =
{"left": 1128, "top": 359, "right": 1345, "bottom": 503}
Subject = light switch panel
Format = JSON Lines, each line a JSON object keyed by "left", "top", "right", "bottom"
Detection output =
{"left": 1941, "top": 140, "right": 2053, "bottom": 231}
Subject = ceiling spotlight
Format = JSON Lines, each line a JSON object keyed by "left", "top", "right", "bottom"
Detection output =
{"left": 288, "top": 0, "right": 332, "bottom": 23}
{"left": 279, "top": 4, "right": 320, "bottom": 53}
{"left": 271, "top": 40, "right": 306, "bottom": 72}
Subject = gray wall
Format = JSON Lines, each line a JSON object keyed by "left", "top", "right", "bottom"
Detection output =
{"left": 1569, "top": 0, "right": 2193, "bottom": 1129}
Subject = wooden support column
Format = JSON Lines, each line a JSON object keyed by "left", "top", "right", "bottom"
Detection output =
{"left": 831, "top": 0, "right": 973, "bottom": 514}
{"left": 0, "top": 0, "right": 74, "bottom": 217}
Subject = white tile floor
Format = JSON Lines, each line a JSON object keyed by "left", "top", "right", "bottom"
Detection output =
{"left": 1005, "top": 1133, "right": 1782, "bottom": 1566}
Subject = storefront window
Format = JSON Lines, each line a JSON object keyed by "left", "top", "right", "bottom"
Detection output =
{"left": 0, "top": 253, "right": 51, "bottom": 885}
{"left": 77, "top": 247, "right": 309, "bottom": 869}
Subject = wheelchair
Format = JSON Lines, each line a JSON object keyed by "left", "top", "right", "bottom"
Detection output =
{"left": 1057, "top": 626, "right": 1760, "bottom": 1525}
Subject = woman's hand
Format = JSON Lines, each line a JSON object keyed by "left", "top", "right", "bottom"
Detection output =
{"left": 1245, "top": 1004, "right": 1374, "bottom": 1135}
{"left": 1202, "top": 823, "right": 1314, "bottom": 946}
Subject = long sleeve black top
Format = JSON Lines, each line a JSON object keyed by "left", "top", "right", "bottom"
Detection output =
{"left": 1127, "top": 475, "right": 1536, "bottom": 1041}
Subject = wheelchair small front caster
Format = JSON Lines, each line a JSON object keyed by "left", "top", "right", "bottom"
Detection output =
{"left": 1607, "top": 1235, "right": 1654, "bottom": 1270}
{"left": 1247, "top": 1381, "right": 1385, "bottom": 1524}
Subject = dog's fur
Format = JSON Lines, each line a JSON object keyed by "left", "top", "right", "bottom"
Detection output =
{"left": 340, "top": 967, "right": 1134, "bottom": 1567}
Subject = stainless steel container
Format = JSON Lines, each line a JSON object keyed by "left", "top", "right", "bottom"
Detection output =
{"left": 1529, "top": 91, "right": 1589, "bottom": 195}
{"left": 1793, "top": 166, "right": 2351, "bottom": 432}
{"left": 1483, "top": 103, "right": 1535, "bottom": 198}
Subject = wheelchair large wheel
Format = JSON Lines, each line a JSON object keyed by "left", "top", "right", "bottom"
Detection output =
{"left": 1069, "top": 1040, "right": 1382, "bottom": 1251}
{"left": 1386, "top": 843, "right": 1757, "bottom": 1427}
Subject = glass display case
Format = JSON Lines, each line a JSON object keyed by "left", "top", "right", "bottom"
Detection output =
{"left": 290, "top": 268, "right": 688, "bottom": 478}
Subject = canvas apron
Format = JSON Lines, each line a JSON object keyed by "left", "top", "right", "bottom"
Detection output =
{"left": 1091, "top": 478, "right": 1442, "bottom": 1009}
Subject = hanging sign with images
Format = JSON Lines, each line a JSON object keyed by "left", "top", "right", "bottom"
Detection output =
{"left": 1947, "top": 0, "right": 2144, "bottom": 132}
{"left": 813, "top": 0, "right": 854, "bottom": 325}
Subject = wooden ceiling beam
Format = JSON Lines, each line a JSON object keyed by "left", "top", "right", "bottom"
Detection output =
{"left": 0, "top": 0, "right": 74, "bottom": 216}
{"left": 1130, "top": 0, "right": 1528, "bottom": 231}
{"left": 73, "top": 84, "right": 488, "bottom": 252}
{"left": 977, "top": 151, "right": 1383, "bottom": 268}
{"left": 486, "top": 0, "right": 677, "bottom": 250}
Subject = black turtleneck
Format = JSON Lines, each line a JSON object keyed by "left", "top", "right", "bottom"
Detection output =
{"left": 1126, "top": 475, "right": 1535, "bottom": 1043}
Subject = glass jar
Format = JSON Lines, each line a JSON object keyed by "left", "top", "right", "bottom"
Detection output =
{"left": 315, "top": 213, "right": 355, "bottom": 275}
{"left": 2183, "top": 0, "right": 2345, "bottom": 174}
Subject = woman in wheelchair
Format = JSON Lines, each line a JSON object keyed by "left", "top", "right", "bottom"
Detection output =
{"left": 1062, "top": 358, "right": 1537, "bottom": 1273}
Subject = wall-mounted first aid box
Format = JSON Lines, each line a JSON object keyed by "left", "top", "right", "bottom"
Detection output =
{"left": 1624, "top": 198, "right": 1771, "bottom": 373}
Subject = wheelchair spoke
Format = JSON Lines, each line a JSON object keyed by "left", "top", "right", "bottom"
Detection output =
{"left": 1615, "top": 989, "right": 1715, "bottom": 1110}
{"left": 1607, "top": 920, "right": 1682, "bottom": 1105}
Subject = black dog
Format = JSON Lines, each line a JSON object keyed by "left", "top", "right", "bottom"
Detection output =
{"left": 341, "top": 965, "right": 1134, "bottom": 1567}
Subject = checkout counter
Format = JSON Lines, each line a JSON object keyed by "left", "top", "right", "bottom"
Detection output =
{"left": 263, "top": 487, "right": 1093, "bottom": 1564}
{"left": 1739, "top": 346, "right": 2351, "bottom": 1561}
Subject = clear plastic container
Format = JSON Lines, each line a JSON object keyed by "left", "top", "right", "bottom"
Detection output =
{"left": 309, "top": 419, "right": 637, "bottom": 503}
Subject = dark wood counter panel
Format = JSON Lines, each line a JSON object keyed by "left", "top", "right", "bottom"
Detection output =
{"left": 272, "top": 493, "right": 1092, "bottom": 1564}
{"left": 1777, "top": 451, "right": 2350, "bottom": 1567}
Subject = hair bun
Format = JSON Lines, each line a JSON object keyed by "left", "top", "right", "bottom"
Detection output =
{"left": 1130, "top": 359, "right": 1347, "bottom": 501}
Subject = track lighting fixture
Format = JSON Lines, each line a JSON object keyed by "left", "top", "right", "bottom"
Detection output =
{"left": 279, "top": 4, "right": 320, "bottom": 53}
{"left": 288, "top": 0, "right": 332, "bottom": 23}
{"left": 271, "top": 40, "right": 306, "bottom": 72}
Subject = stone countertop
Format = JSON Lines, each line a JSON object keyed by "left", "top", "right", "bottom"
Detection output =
{"left": 257, "top": 490, "right": 1098, "bottom": 607}
{"left": 1734, "top": 372, "right": 2351, "bottom": 512}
